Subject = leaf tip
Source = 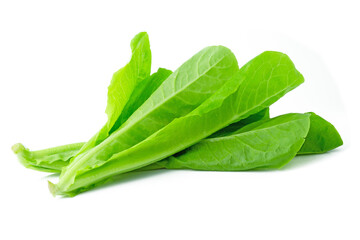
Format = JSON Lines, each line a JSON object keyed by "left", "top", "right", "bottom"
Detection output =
{"left": 11, "top": 143, "right": 25, "bottom": 154}
{"left": 48, "top": 181, "right": 58, "bottom": 197}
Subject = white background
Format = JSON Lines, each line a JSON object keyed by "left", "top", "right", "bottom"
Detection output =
{"left": 1, "top": 0, "right": 359, "bottom": 239}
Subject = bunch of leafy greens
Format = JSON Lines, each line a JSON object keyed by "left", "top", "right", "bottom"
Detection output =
{"left": 12, "top": 32, "right": 343, "bottom": 197}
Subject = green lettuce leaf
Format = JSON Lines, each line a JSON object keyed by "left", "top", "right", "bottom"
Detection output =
{"left": 52, "top": 51, "right": 304, "bottom": 196}
{"left": 153, "top": 113, "right": 311, "bottom": 170}
{"left": 75, "top": 32, "right": 152, "bottom": 156}
{"left": 54, "top": 45, "right": 239, "bottom": 194}
{"left": 11, "top": 32, "right": 344, "bottom": 198}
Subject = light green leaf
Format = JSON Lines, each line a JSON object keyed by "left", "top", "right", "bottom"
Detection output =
{"left": 54, "top": 51, "right": 304, "bottom": 196}
{"left": 155, "top": 113, "right": 310, "bottom": 170}
{"left": 75, "top": 32, "right": 152, "bottom": 156}
{"left": 54, "top": 45, "right": 239, "bottom": 194}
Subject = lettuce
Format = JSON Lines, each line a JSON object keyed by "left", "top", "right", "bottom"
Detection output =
{"left": 51, "top": 51, "right": 305, "bottom": 196}
{"left": 12, "top": 32, "right": 343, "bottom": 197}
